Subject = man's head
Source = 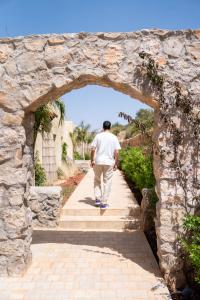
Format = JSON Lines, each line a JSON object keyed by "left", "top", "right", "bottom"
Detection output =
{"left": 103, "top": 121, "right": 111, "bottom": 130}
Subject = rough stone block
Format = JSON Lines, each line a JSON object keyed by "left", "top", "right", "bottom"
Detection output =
{"left": 28, "top": 186, "right": 62, "bottom": 227}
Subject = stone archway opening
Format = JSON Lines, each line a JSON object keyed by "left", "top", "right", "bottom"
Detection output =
{"left": 23, "top": 78, "right": 160, "bottom": 264}
{"left": 1, "top": 30, "right": 199, "bottom": 290}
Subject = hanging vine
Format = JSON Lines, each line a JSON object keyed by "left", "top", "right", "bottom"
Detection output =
{"left": 118, "top": 111, "right": 153, "bottom": 154}
{"left": 138, "top": 51, "right": 200, "bottom": 212}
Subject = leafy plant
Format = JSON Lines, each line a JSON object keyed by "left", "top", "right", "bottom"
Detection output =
{"left": 70, "top": 121, "right": 93, "bottom": 160}
{"left": 62, "top": 142, "right": 68, "bottom": 162}
{"left": 84, "top": 153, "right": 91, "bottom": 160}
{"left": 111, "top": 122, "right": 124, "bottom": 136}
{"left": 54, "top": 98, "right": 65, "bottom": 125}
{"left": 118, "top": 110, "right": 153, "bottom": 155}
{"left": 74, "top": 121, "right": 91, "bottom": 160}
{"left": 34, "top": 98, "right": 66, "bottom": 146}
{"left": 119, "top": 147, "right": 155, "bottom": 191}
{"left": 34, "top": 152, "right": 46, "bottom": 186}
{"left": 182, "top": 215, "right": 200, "bottom": 284}
{"left": 149, "top": 188, "right": 159, "bottom": 208}
{"left": 74, "top": 151, "right": 83, "bottom": 160}
{"left": 34, "top": 103, "right": 55, "bottom": 144}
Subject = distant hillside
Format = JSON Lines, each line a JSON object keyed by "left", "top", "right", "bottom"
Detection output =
{"left": 111, "top": 109, "right": 154, "bottom": 142}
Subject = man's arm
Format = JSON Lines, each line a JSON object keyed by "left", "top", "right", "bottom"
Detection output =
{"left": 90, "top": 148, "right": 95, "bottom": 167}
{"left": 113, "top": 137, "right": 121, "bottom": 170}
{"left": 113, "top": 149, "right": 119, "bottom": 170}
{"left": 90, "top": 136, "right": 97, "bottom": 167}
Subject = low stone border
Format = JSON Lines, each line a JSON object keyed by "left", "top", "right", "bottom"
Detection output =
{"left": 28, "top": 186, "right": 63, "bottom": 227}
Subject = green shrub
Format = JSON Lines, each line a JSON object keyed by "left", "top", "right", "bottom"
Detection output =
{"left": 119, "top": 147, "right": 156, "bottom": 191}
{"left": 84, "top": 153, "right": 91, "bottom": 160}
{"left": 74, "top": 151, "right": 83, "bottom": 160}
{"left": 34, "top": 152, "right": 46, "bottom": 186}
{"left": 148, "top": 188, "right": 159, "bottom": 208}
{"left": 74, "top": 151, "right": 90, "bottom": 160}
{"left": 62, "top": 142, "right": 68, "bottom": 162}
{"left": 182, "top": 215, "right": 200, "bottom": 284}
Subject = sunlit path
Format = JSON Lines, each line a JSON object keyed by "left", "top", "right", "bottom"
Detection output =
{"left": 60, "top": 169, "right": 141, "bottom": 230}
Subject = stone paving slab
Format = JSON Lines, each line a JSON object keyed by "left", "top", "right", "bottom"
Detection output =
{"left": 0, "top": 230, "right": 171, "bottom": 300}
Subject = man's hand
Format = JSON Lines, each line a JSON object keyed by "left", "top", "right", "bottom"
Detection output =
{"left": 91, "top": 161, "right": 95, "bottom": 168}
{"left": 114, "top": 150, "right": 119, "bottom": 171}
{"left": 91, "top": 149, "right": 95, "bottom": 168}
{"left": 113, "top": 163, "right": 118, "bottom": 171}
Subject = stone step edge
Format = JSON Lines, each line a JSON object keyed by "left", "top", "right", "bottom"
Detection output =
{"left": 33, "top": 227, "right": 141, "bottom": 232}
{"left": 61, "top": 207, "right": 140, "bottom": 217}
{"left": 59, "top": 215, "right": 140, "bottom": 221}
{"left": 59, "top": 218, "right": 141, "bottom": 230}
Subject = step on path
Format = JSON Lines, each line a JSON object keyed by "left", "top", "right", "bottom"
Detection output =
{"left": 0, "top": 169, "right": 171, "bottom": 300}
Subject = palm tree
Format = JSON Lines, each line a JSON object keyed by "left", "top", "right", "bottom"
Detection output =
{"left": 70, "top": 131, "right": 78, "bottom": 154}
{"left": 74, "top": 121, "right": 91, "bottom": 160}
{"left": 54, "top": 99, "right": 65, "bottom": 125}
{"left": 85, "top": 130, "right": 96, "bottom": 154}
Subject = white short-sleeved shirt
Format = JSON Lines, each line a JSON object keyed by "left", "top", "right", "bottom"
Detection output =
{"left": 91, "top": 131, "right": 121, "bottom": 166}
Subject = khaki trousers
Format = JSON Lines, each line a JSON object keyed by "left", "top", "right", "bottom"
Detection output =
{"left": 93, "top": 164, "right": 113, "bottom": 204}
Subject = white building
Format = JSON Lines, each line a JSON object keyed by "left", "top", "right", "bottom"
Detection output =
{"left": 35, "top": 108, "right": 77, "bottom": 184}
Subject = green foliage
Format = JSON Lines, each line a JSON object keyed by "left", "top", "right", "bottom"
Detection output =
{"left": 34, "top": 98, "right": 66, "bottom": 145}
{"left": 73, "top": 152, "right": 90, "bottom": 160}
{"left": 34, "top": 103, "right": 54, "bottom": 143}
{"left": 149, "top": 188, "right": 158, "bottom": 208}
{"left": 57, "top": 167, "right": 65, "bottom": 179}
{"left": 34, "top": 152, "right": 46, "bottom": 186}
{"left": 54, "top": 98, "right": 65, "bottom": 125}
{"left": 74, "top": 121, "right": 91, "bottom": 143}
{"left": 118, "top": 109, "right": 154, "bottom": 139}
{"left": 62, "top": 142, "right": 68, "bottom": 162}
{"left": 74, "top": 151, "right": 83, "bottom": 160}
{"left": 119, "top": 147, "right": 157, "bottom": 207}
{"left": 111, "top": 122, "right": 124, "bottom": 136}
{"left": 182, "top": 215, "right": 200, "bottom": 284}
{"left": 135, "top": 109, "right": 154, "bottom": 130}
{"left": 119, "top": 147, "right": 155, "bottom": 191}
{"left": 72, "top": 121, "right": 92, "bottom": 160}
{"left": 84, "top": 153, "right": 91, "bottom": 160}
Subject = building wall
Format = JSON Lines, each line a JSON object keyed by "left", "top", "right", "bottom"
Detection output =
{"left": 35, "top": 108, "right": 76, "bottom": 184}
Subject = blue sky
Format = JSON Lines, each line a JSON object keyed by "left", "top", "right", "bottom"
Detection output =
{"left": 1, "top": 0, "right": 199, "bottom": 129}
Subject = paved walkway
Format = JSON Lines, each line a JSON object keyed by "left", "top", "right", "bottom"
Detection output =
{"left": 63, "top": 169, "right": 138, "bottom": 210}
{"left": 59, "top": 169, "right": 141, "bottom": 230}
{"left": 0, "top": 169, "right": 171, "bottom": 300}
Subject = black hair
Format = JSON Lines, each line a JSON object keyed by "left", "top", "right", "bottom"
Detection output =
{"left": 103, "top": 121, "right": 111, "bottom": 130}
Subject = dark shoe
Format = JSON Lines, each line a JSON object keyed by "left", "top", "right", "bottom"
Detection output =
{"left": 95, "top": 199, "right": 101, "bottom": 207}
{"left": 100, "top": 203, "right": 109, "bottom": 209}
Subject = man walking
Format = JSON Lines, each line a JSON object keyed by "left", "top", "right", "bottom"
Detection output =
{"left": 90, "top": 121, "right": 121, "bottom": 209}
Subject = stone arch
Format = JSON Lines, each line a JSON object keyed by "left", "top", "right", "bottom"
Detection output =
{"left": 0, "top": 29, "right": 199, "bottom": 288}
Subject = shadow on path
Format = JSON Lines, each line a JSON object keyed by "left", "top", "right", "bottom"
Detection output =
{"left": 78, "top": 197, "right": 95, "bottom": 207}
{"left": 32, "top": 230, "right": 161, "bottom": 279}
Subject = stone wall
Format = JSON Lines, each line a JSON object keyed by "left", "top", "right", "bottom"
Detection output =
{"left": 140, "top": 188, "right": 156, "bottom": 232}
{"left": 121, "top": 131, "right": 152, "bottom": 148}
{"left": 28, "top": 186, "right": 62, "bottom": 227}
{"left": 0, "top": 29, "right": 199, "bottom": 287}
